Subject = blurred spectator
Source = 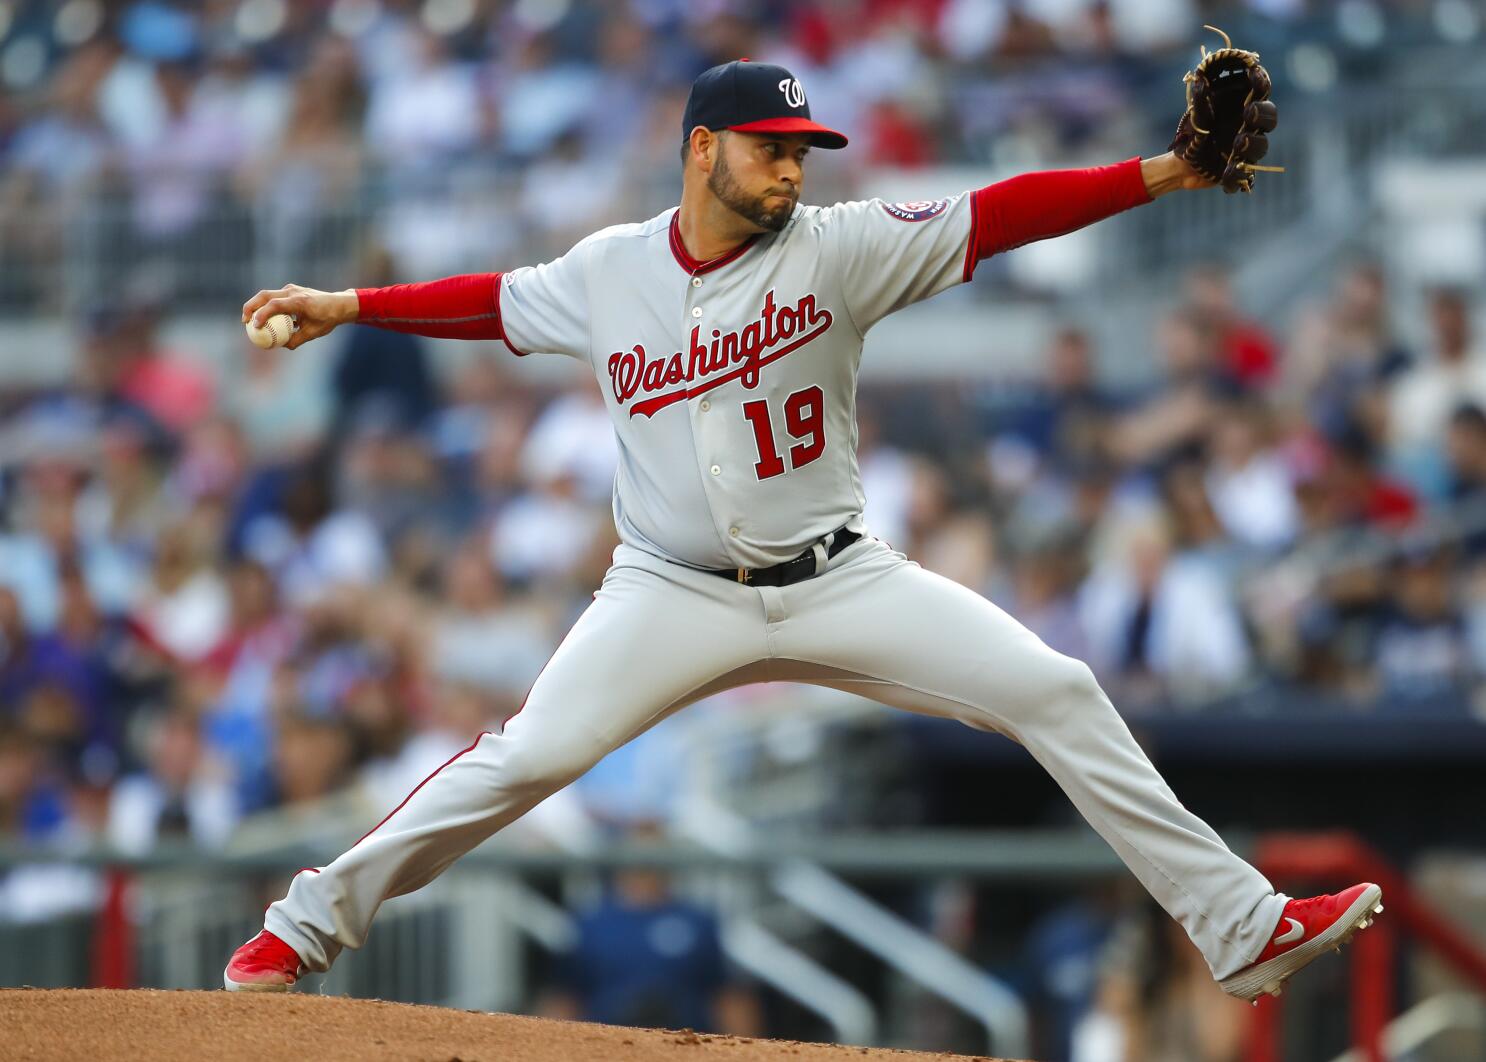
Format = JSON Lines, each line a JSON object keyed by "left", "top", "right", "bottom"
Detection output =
{"left": 330, "top": 249, "right": 440, "bottom": 440}
{"left": 102, "top": 301, "right": 215, "bottom": 436}
{"left": 1308, "top": 430, "right": 1418, "bottom": 533}
{"left": 368, "top": 678, "right": 488, "bottom": 803}
{"left": 2, "top": 42, "right": 113, "bottom": 195}
{"left": 106, "top": 706, "right": 237, "bottom": 855}
{"left": 1184, "top": 265, "right": 1278, "bottom": 389}
{"left": 1446, "top": 404, "right": 1486, "bottom": 563}
{"left": 1446, "top": 405, "right": 1486, "bottom": 506}
{"left": 200, "top": 559, "right": 292, "bottom": 679}
{"left": 1108, "top": 311, "right": 1225, "bottom": 471}
{"left": 858, "top": 404, "right": 916, "bottom": 548}
{"left": 76, "top": 415, "right": 171, "bottom": 566}
{"left": 920, "top": 509, "right": 999, "bottom": 592}
{"left": 1006, "top": 538, "right": 1089, "bottom": 661}
{"left": 1023, "top": 885, "right": 1128, "bottom": 1062}
{"left": 226, "top": 709, "right": 371, "bottom": 850}
{"left": 0, "top": 722, "right": 69, "bottom": 844}
{"left": 491, "top": 471, "right": 605, "bottom": 588}
{"left": 129, "top": 517, "right": 229, "bottom": 663}
{"left": 336, "top": 408, "right": 453, "bottom": 546}
{"left": 268, "top": 712, "right": 356, "bottom": 811}
{"left": 1289, "top": 263, "right": 1412, "bottom": 450}
{"left": 0, "top": 41, "right": 113, "bottom": 301}
{"left": 228, "top": 337, "right": 330, "bottom": 462}
{"left": 1073, "top": 900, "right": 1248, "bottom": 1062}
{"left": 1373, "top": 540, "right": 1476, "bottom": 706}
{"left": 1080, "top": 515, "right": 1251, "bottom": 702}
{"left": 167, "top": 415, "right": 248, "bottom": 507}
{"left": 1204, "top": 397, "right": 1298, "bottom": 552}
{"left": 520, "top": 127, "right": 627, "bottom": 249}
{"left": 1389, "top": 289, "right": 1486, "bottom": 494}
{"left": 120, "top": 58, "right": 244, "bottom": 246}
{"left": 995, "top": 327, "right": 1112, "bottom": 473}
{"left": 238, "top": 40, "right": 362, "bottom": 274}
{"left": 0, "top": 585, "right": 117, "bottom": 763}
{"left": 428, "top": 541, "right": 552, "bottom": 714}
{"left": 241, "top": 459, "right": 387, "bottom": 605}
{"left": 520, "top": 379, "right": 620, "bottom": 504}
{"left": 0, "top": 722, "right": 101, "bottom": 923}
{"left": 539, "top": 820, "right": 762, "bottom": 1036}
{"left": 497, "top": 33, "right": 603, "bottom": 160}
{"left": 364, "top": 30, "right": 483, "bottom": 167}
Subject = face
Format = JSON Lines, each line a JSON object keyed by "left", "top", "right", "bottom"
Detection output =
{"left": 1431, "top": 293, "right": 1469, "bottom": 357}
{"left": 706, "top": 130, "right": 810, "bottom": 232}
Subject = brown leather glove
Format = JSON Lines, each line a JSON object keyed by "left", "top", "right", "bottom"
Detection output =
{"left": 1170, "top": 26, "right": 1283, "bottom": 194}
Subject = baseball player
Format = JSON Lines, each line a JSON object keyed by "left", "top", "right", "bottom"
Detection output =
{"left": 226, "top": 57, "right": 1380, "bottom": 1006}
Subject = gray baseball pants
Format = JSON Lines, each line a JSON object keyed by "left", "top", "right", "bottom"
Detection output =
{"left": 265, "top": 537, "right": 1284, "bottom": 980}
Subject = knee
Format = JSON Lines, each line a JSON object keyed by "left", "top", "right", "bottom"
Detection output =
{"left": 494, "top": 736, "right": 599, "bottom": 795}
{"left": 1036, "top": 654, "right": 1106, "bottom": 713}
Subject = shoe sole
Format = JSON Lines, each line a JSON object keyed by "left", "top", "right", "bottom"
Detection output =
{"left": 1219, "top": 883, "right": 1383, "bottom": 1003}
{"left": 223, "top": 971, "right": 295, "bottom": 993}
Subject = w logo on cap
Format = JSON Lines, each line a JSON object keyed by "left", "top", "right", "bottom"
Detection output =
{"left": 682, "top": 61, "right": 847, "bottom": 148}
{"left": 778, "top": 78, "right": 806, "bottom": 109}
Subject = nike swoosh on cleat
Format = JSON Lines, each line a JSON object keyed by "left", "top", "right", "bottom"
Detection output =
{"left": 1273, "top": 917, "right": 1304, "bottom": 945}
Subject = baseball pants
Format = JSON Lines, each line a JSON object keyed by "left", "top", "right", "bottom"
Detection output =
{"left": 265, "top": 536, "right": 1284, "bottom": 980}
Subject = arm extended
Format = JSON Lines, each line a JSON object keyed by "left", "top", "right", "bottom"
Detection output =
{"left": 966, "top": 151, "right": 1205, "bottom": 275}
{"left": 241, "top": 273, "right": 507, "bottom": 350}
{"left": 244, "top": 152, "right": 1204, "bottom": 348}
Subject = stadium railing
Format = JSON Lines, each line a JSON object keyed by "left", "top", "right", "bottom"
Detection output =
{"left": 1248, "top": 831, "right": 1486, "bottom": 1062}
{"left": 0, "top": 830, "right": 1124, "bottom": 1053}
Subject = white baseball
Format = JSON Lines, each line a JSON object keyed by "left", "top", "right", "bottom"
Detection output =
{"left": 246, "top": 313, "right": 296, "bottom": 349}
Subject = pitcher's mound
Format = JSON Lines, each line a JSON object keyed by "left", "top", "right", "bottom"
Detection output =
{"left": 1, "top": 989, "right": 1020, "bottom": 1061}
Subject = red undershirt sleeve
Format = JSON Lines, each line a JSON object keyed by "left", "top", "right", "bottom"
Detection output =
{"left": 354, "top": 273, "right": 505, "bottom": 341}
{"left": 963, "top": 156, "right": 1152, "bottom": 281}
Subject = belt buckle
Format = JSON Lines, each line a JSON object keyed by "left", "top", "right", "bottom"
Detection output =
{"left": 736, "top": 567, "right": 750, "bottom": 584}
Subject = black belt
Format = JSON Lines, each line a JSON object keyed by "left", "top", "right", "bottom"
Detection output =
{"left": 709, "top": 528, "right": 861, "bottom": 587}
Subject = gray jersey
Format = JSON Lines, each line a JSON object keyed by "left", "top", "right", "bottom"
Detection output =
{"left": 498, "top": 195, "right": 975, "bottom": 569}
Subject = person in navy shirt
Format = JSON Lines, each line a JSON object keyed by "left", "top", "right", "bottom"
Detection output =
{"left": 541, "top": 822, "right": 760, "bottom": 1035}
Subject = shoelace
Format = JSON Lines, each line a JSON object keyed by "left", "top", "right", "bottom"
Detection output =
{"left": 1282, "top": 892, "right": 1336, "bottom": 922}
{"left": 240, "top": 934, "right": 294, "bottom": 967}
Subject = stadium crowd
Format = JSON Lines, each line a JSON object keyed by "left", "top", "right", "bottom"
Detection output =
{"left": 1, "top": 2, "right": 1484, "bottom": 1058}
{"left": 2, "top": 256, "right": 1481, "bottom": 877}
{"left": 0, "top": 0, "right": 1466, "bottom": 306}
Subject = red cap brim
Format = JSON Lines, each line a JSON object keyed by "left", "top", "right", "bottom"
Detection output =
{"left": 726, "top": 117, "right": 849, "bottom": 149}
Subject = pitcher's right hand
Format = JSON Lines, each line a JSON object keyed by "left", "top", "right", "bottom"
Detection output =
{"left": 242, "top": 285, "right": 359, "bottom": 350}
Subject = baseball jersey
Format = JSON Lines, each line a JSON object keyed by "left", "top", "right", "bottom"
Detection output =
{"left": 497, "top": 196, "right": 975, "bottom": 570}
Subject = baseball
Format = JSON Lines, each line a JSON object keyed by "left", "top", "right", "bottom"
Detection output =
{"left": 246, "top": 313, "right": 295, "bottom": 349}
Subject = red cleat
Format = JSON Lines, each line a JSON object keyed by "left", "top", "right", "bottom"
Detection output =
{"left": 1219, "top": 882, "right": 1383, "bottom": 1002}
{"left": 223, "top": 929, "right": 305, "bottom": 993}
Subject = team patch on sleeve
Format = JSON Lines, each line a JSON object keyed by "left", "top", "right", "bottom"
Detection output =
{"left": 880, "top": 199, "right": 950, "bottom": 222}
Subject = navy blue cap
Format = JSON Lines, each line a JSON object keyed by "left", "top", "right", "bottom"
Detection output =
{"left": 682, "top": 60, "right": 848, "bottom": 149}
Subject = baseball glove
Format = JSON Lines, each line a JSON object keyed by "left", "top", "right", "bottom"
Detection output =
{"left": 1170, "top": 26, "right": 1283, "bottom": 194}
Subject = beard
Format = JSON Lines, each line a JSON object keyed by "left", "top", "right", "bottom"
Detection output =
{"left": 708, "top": 150, "right": 797, "bottom": 232}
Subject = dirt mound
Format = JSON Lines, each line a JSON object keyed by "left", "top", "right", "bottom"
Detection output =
{"left": 1, "top": 990, "right": 1019, "bottom": 1062}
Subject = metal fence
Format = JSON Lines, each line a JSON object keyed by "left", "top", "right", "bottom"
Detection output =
{"left": 0, "top": 831, "right": 1134, "bottom": 1055}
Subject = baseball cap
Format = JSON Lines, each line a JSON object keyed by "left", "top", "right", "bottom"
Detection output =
{"left": 682, "top": 60, "right": 848, "bottom": 149}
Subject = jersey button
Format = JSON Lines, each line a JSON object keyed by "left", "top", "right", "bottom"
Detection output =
{"left": 710, "top": 464, "right": 721, "bottom": 476}
{"left": 699, "top": 399, "right": 710, "bottom": 412}
{"left": 691, "top": 277, "right": 702, "bottom": 288}
{"left": 691, "top": 306, "right": 703, "bottom": 318}
{"left": 729, "top": 527, "right": 739, "bottom": 537}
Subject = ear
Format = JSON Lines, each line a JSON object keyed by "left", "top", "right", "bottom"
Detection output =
{"left": 688, "top": 126, "right": 717, "bottom": 174}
